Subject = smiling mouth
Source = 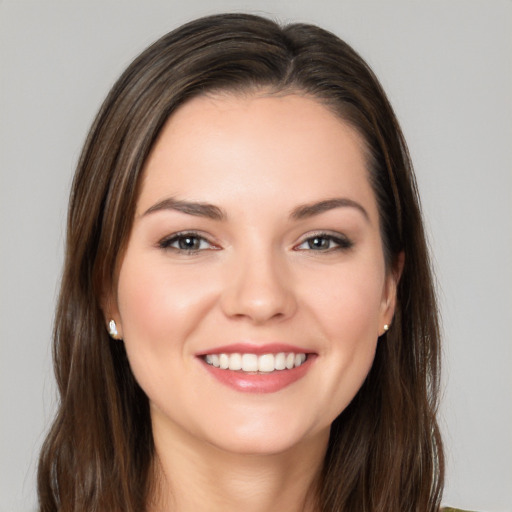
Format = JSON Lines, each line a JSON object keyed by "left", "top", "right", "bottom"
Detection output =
{"left": 202, "top": 352, "right": 308, "bottom": 373}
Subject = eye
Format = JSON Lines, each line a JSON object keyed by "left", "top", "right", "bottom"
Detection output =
{"left": 158, "top": 232, "right": 216, "bottom": 253}
{"left": 295, "top": 233, "right": 353, "bottom": 252}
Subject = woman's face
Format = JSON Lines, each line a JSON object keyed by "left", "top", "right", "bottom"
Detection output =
{"left": 109, "top": 93, "right": 398, "bottom": 455}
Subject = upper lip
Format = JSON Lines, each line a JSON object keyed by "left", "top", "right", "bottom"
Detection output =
{"left": 196, "top": 342, "right": 314, "bottom": 356}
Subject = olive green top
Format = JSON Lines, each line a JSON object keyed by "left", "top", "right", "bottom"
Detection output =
{"left": 443, "top": 508, "right": 477, "bottom": 512}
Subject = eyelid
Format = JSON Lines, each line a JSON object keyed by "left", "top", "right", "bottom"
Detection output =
{"left": 294, "top": 231, "right": 354, "bottom": 251}
{"left": 157, "top": 230, "right": 220, "bottom": 252}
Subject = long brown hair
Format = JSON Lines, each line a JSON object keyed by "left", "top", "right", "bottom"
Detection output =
{"left": 38, "top": 13, "right": 444, "bottom": 511}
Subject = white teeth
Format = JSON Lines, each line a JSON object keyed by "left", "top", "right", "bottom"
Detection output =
{"left": 258, "top": 354, "right": 274, "bottom": 372}
{"left": 275, "top": 352, "right": 286, "bottom": 370}
{"left": 204, "top": 352, "right": 308, "bottom": 372}
{"left": 241, "top": 353, "right": 258, "bottom": 372}
{"left": 228, "top": 353, "right": 242, "bottom": 370}
{"left": 219, "top": 353, "right": 229, "bottom": 369}
{"left": 294, "top": 353, "right": 306, "bottom": 367}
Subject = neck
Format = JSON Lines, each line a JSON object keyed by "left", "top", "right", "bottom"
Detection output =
{"left": 148, "top": 417, "right": 328, "bottom": 512}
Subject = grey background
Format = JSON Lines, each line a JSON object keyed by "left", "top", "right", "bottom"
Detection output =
{"left": 1, "top": 1, "right": 511, "bottom": 511}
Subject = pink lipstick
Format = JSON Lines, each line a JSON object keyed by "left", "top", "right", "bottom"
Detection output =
{"left": 196, "top": 343, "right": 316, "bottom": 393}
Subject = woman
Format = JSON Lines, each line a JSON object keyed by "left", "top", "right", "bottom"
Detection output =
{"left": 38, "top": 13, "right": 447, "bottom": 512}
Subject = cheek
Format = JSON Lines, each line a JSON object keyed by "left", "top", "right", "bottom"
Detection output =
{"left": 115, "top": 255, "right": 217, "bottom": 402}
{"left": 117, "top": 255, "right": 215, "bottom": 344}
{"left": 297, "top": 258, "right": 385, "bottom": 414}
{"left": 303, "top": 261, "right": 385, "bottom": 339}
{"left": 117, "top": 262, "right": 166, "bottom": 344}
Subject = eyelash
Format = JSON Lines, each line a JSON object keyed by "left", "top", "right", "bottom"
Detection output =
{"left": 158, "top": 232, "right": 216, "bottom": 253}
{"left": 295, "top": 232, "right": 353, "bottom": 252}
{"left": 158, "top": 231, "right": 353, "bottom": 254}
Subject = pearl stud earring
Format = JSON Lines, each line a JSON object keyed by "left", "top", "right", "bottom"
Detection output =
{"left": 108, "top": 319, "right": 121, "bottom": 340}
{"left": 383, "top": 324, "right": 389, "bottom": 331}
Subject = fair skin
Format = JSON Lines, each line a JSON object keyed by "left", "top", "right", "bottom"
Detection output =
{"left": 107, "top": 92, "right": 399, "bottom": 512}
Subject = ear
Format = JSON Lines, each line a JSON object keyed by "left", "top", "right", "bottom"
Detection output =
{"left": 379, "top": 251, "right": 404, "bottom": 336}
{"left": 100, "top": 287, "right": 123, "bottom": 340}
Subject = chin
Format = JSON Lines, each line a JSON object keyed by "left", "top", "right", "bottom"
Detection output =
{"left": 196, "top": 413, "right": 331, "bottom": 457}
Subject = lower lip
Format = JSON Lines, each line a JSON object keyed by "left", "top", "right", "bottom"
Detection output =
{"left": 199, "top": 355, "right": 316, "bottom": 393}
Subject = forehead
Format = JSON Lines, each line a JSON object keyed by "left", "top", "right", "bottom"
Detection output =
{"left": 138, "top": 92, "right": 377, "bottom": 220}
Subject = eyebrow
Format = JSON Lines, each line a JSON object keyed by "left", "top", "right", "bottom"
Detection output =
{"left": 142, "top": 197, "right": 226, "bottom": 221}
{"left": 142, "top": 196, "right": 369, "bottom": 223}
{"left": 290, "top": 198, "right": 369, "bottom": 222}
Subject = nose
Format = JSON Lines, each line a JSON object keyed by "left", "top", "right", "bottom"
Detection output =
{"left": 220, "top": 247, "right": 297, "bottom": 324}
